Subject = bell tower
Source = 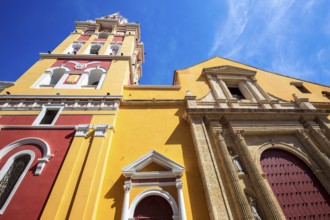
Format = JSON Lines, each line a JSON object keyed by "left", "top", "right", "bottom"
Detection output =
{"left": 0, "top": 13, "right": 144, "bottom": 220}
{"left": 2, "top": 12, "right": 144, "bottom": 97}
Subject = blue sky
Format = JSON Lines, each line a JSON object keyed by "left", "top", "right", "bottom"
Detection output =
{"left": 1, "top": 0, "right": 330, "bottom": 86}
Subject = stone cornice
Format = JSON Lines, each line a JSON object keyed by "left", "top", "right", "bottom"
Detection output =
{"left": 186, "top": 107, "right": 330, "bottom": 115}
{"left": 203, "top": 65, "right": 256, "bottom": 77}
{"left": 39, "top": 53, "right": 132, "bottom": 61}
{"left": 0, "top": 94, "right": 122, "bottom": 99}
{"left": 124, "top": 85, "right": 181, "bottom": 90}
{"left": 121, "top": 99, "right": 185, "bottom": 106}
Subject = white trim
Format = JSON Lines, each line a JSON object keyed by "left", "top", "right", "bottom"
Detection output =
{"left": 0, "top": 150, "right": 35, "bottom": 215}
{"left": 32, "top": 105, "right": 64, "bottom": 126}
{"left": 127, "top": 189, "right": 179, "bottom": 220}
{"left": 0, "top": 138, "right": 53, "bottom": 175}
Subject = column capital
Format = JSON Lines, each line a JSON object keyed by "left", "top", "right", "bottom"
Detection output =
{"left": 214, "top": 129, "right": 225, "bottom": 141}
{"left": 176, "top": 179, "right": 183, "bottom": 189}
{"left": 124, "top": 182, "right": 131, "bottom": 192}
{"left": 233, "top": 130, "right": 245, "bottom": 140}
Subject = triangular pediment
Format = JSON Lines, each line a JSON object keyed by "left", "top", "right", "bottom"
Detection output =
{"left": 122, "top": 150, "right": 184, "bottom": 179}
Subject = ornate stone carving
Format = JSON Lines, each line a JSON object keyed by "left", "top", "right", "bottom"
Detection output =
{"left": 250, "top": 197, "right": 262, "bottom": 220}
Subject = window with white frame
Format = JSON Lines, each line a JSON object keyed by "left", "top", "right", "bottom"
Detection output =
{"left": 98, "top": 32, "right": 110, "bottom": 39}
{"left": 0, "top": 150, "right": 35, "bottom": 214}
{"left": 106, "top": 43, "right": 121, "bottom": 55}
{"left": 33, "top": 105, "right": 63, "bottom": 126}
{"left": 63, "top": 42, "right": 84, "bottom": 54}
{"left": 85, "top": 43, "right": 103, "bottom": 55}
{"left": 33, "top": 67, "right": 68, "bottom": 88}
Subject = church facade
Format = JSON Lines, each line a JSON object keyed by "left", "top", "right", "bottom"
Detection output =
{"left": 0, "top": 13, "right": 329, "bottom": 220}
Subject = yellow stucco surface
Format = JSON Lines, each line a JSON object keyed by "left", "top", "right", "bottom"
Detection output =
{"left": 96, "top": 105, "right": 210, "bottom": 220}
{"left": 123, "top": 57, "right": 330, "bottom": 103}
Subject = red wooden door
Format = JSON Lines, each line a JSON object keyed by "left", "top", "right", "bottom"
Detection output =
{"left": 134, "top": 195, "right": 173, "bottom": 220}
{"left": 261, "top": 149, "right": 330, "bottom": 220}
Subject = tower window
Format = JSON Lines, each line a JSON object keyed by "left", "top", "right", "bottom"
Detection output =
{"left": 98, "top": 32, "right": 110, "bottom": 39}
{"left": 84, "top": 29, "right": 95, "bottom": 35}
{"left": 88, "top": 69, "right": 103, "bottom": 86}
{"left": 228, "top": 86, "right": 245, "bottom": 100}
{"left": 90, "top": 44, "right": 102, "bottom": 54}
{"left": 107, "top": 44, "right": 121, "bottom": 55}
{"left": 39, "top": 109, "right": 59, "bottom": 124}
{"left": 33, "top": 106, "right": 63, "bottom": 126}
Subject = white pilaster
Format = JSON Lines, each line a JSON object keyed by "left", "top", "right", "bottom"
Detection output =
{"left": 176, "top": 179, "right": 187, "bottom": 220}
{"left": 121, "top": 181, "right": 131, "bottom": 220}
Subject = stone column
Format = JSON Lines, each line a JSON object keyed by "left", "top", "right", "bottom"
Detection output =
{"left": 308, "top": 128, "right": 330, "bottom": 156}
{"left": 206, "top": 75, "right": 228, "bottom": 108}
{"left": 295, "top": 129, "right": 330, "bottom": 177}
{"left": 231, "top": 130, "right": 284, "bottom": 219}
{"left": 211, "top": 127, "right": 254, "bottom": 219}
{"left": 121, "top": 182, "right": 131, "bottom": 220}
{"left": 188, "top": 117, "right": 230, "bottom": 220}
{"left": 176, "top": 180, "right": 187, "bottom": 220}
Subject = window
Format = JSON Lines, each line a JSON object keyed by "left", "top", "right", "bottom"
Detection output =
{"left": 322, "top": 91, "right": 330, "bottom": 100}
{"left": 0, "top": 150, "right": 34, "bottom": 214}
{"left": 228, "top": 86, "right": 245, "bottom": 100}
{"left": 84, "top": 29, "right": 95, "bottom": 35}
{"left": 290, "top": 82, "right": 311, "bottom": 93}
{"left": 106, "top": 44, "right": 121, "bottom": 55}
{"left": 88, "top": 69, "right": 103, "bottom": 86}
{"left": 64, "top": 43, "right": 84, "bottom": 54}
{"left": 33, "top": 106, "right": 63, "bottom": 126}
{"left": 98, "top": 32, "right": 110, "bottom": 39}
{"left": 49, "top": 68, "right": 66, "bottom": 85}
{"left": 88, "top": 43, "right": 103, "bottom": 55}
{"left": 33, "top": 67, "right": 68, "bottom": 88}
{"left": 295, "top": 85, "right": 310, "bottom": 93}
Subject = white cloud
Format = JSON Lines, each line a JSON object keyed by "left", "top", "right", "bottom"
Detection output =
{"left": 208, "top": 0, "right": 330, "bottom": 84}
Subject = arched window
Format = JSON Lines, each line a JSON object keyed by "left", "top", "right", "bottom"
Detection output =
{"left": 98, "top": 32, "right": 110, "bottom": 39}
{"left": 0, "top": 150, "right": 34, "bottom": 214}
{"left": 64, "top": 43, "right": 83, "bottom": 54}
{"left": 33, "top": 67, "right": 68, "bottom": 88}
{"left": 261, "top": 149, "right": 330, "bottom": 219}
{"left": 50, "top": 68, "right": 66, "bottom": 85}
{"left": 89, "top": 44, "right": 102, "bottom": 55}
{"left": 88, "top": 69, "right": 104, "bottom": 87}
{"left": 134, "top": 195, "right": 173, "bottom": 220}
{"left": 106, "top": 44, "right": 121, "bottom": 55}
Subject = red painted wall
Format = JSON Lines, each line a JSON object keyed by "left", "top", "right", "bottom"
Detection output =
{"left": 0, "top": 114, "right": 92, "bottom": 220}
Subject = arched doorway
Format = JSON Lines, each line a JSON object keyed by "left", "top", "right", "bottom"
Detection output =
{"left": 261, "top": 149, "right": 330, "bottom": 219}
{"left": 134, "top": 195, "right": 173, "bottom": 220}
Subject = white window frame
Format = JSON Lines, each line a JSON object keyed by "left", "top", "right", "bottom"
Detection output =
{"left": 84, "top": 43, "right": 104, "bottom": 55}
{"left": 105, "top": 43, "right": 121, "bottom": 55}
{"left": 63, "top": 42, "right": 84, "bottom": 54}
{"left": 32, "top": 105, "right": 64, "bottom": 126}
{"left": 0, "top": 150, "right": 35, "bottom": 215}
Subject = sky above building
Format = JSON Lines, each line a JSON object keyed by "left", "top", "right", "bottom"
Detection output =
{"left": 1, "top": 0, "right": 330, "bottom": 86}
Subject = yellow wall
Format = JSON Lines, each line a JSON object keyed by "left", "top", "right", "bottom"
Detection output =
{"left": 123, "top": 57, "right": 330, "bottom": 102}
{"left": 96, "top": 105, "right": 210, "bottom": 219}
